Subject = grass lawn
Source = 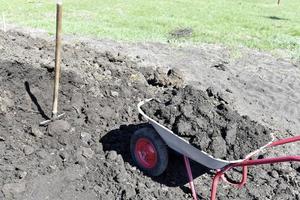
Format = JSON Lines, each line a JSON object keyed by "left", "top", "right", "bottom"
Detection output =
{"left": 0, "top": 0, "right": 299, "bottom": 57}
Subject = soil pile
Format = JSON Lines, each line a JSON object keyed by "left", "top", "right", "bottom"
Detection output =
{"left": 141, "top": 86, "right": 272, "bottom": 160}
{"left": 0, "top": 30, "right": 298, "bottom": 200}
{"left": 0, "top": 31, "right": 174, "bottom": 199}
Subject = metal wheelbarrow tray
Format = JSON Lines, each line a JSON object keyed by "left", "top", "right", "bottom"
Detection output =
{"left": 130, "top": 99, "right": 300, "bottom": 200}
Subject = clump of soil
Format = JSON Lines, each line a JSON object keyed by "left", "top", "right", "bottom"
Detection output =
{"left": 141, "top": 67, "right": 184, "bottom": 88}
{"left": 141, "top": 86, "right": 272, "bottom": 160}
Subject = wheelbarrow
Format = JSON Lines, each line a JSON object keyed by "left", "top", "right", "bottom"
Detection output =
{"left": 130, "top": 99, "right": 300, "bottom": 200}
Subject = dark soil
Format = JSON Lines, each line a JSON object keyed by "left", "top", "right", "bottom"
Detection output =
{"left": 0, "top": 30, "right": 299, "bottom": 200}
{"left": 141, "top": 86, "right": 272, "bottom": 160}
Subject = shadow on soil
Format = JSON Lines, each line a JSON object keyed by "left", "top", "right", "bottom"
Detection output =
{"left": 101, "top": 123, "right": 210, "bottom": 190}
{"left": 24, "top": 81, "right": 50, "bottom": 120}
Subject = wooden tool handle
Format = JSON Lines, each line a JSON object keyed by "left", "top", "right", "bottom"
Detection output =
{"left": 52, "top": 2, "right": 62, "bottom": 117}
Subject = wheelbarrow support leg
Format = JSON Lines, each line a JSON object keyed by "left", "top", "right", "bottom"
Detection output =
{"left": 211, "top": 156, "right": 300, "bottom": 200}
{"left": 211, "top": 135, "right": 300, "bottom": 200}
{"left": 184, "top": 156, "right": 198, "bottom": 200}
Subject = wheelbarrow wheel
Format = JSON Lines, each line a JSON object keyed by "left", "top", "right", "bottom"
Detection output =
{"left": 130, "top": 126, "right": 168, "bottom": 176}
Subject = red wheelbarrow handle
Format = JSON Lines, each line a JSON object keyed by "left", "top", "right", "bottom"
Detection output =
{"left": 269, "top": 134, "right": 300, "bottom": 147}
{"left": 210, "top": 135, "right": 300, "bottom": 200}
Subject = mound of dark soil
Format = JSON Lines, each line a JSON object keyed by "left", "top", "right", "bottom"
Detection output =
{"left": 141, "top": 86, "right": 272, "bottom": 160}
{"left": 0, "top": 30, "right": 298, "bottom": 200}
{"left": 0, "top": 30, "right": 181, "bottom": 200}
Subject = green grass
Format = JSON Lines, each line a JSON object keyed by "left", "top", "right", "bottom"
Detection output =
{"left": 0, "top": 0, "right": 299, "bottom": 57}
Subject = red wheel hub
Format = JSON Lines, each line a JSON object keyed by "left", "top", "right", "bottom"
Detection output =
{"left": 135, "top": 138, "right": 158, "bottom": 169}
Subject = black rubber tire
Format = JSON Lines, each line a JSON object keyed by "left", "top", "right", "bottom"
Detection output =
{"left": 130, "top": 126, "right": 168, "bottom": 176}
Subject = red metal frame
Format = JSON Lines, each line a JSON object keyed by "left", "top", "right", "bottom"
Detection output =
{"left": 184, "top": 156, "right": 198, "bottom": 200}
{"left": 184, "top": 135, "right": 300, "bottom": 200}
{"left": 135, "top": 138, "right": 158, "bottom": 169}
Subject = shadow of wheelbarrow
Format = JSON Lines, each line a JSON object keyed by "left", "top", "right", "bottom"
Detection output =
{"left": 100, "top": 123, "right": 210, "bottom": 189}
